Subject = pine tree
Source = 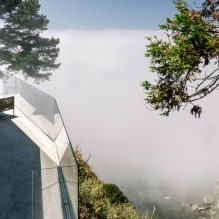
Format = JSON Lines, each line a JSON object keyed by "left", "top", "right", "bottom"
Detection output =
{"left": 0, "top": 0, "right": 60, "bottom": 82}
{"left": 0, "top": 0, "right": 21, "bottom": 18}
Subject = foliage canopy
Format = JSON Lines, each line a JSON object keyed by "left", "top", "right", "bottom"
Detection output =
{"left": 142, "top": 0, "right": 219, "bottom": 117}
{"left": 0, "top": 0, "right": 60, "bottom": 82}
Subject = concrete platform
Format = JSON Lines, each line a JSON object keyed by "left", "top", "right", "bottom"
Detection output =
{"left": 0, "top": 109, "right": 64, "bottom": 219}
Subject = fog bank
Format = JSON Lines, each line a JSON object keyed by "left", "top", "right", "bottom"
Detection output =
{"left": 33, "top": 29, "right": 219, "bottom": 203}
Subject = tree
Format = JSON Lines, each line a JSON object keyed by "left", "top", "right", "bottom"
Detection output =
{"left": 0, "top": 0, "right": 21, "bottom": 18}
{"left": 0, "top": 0, "right": 60, "bottom": 82}
{"left": 142, "top": 0, "right": 219, "bottom": 117}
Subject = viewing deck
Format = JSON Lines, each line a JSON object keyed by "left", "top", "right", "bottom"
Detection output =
{"left": 0, "top": 75, "right": 78, "bottom": 219}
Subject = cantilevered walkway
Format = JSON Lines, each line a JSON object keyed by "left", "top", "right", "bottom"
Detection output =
{"left": 0, "top": 112, "right": 42, "bottom": 219}
{"left": 0, "top": 75, "right": 78, "bottom": 219}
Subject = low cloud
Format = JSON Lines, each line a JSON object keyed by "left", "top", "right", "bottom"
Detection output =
{"left": 36, "top": 29, "right": 219, "bottom": 202}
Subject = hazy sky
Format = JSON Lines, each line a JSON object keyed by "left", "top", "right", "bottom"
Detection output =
{"left": 39, "top": 0, "right": 204, "bottom": 30}
{"left": 31, "top": 0, "right": 219, "bottom": 202}
{"left": 39, "top": 0, "right": 175, "bottom": 29}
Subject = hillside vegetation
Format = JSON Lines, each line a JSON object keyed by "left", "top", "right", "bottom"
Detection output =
{"left": 75, "top": 149, "right": 155, "bottom": 219}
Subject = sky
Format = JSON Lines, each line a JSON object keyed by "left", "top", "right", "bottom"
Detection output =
{"left": 31, "top": 0, "right": 219, "bottom": 204}
{"left": 39, "top": 0, "right": 177, "bottom": 30}
{"left": 39, "top": 0, "right": 205, "bottom": 30}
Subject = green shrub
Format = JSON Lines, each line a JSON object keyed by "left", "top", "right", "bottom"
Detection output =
{"left": 103, "top": 184, "right": 129, "bottom": 204}
{"left": 76, "top": 148, "right": 154, "bottom": 219}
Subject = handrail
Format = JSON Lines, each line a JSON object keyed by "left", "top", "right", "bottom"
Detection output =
{"left": 54, "top": 98, "right": 79, "bottom": 170}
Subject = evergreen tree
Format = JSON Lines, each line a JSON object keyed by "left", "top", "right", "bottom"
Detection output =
{"left": 0, "top": 0, "right": 21, "bottom": 18}
{"left": 0, "top": 0, "right": 60, "bottom": 82}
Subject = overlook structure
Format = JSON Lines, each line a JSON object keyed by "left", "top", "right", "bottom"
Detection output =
{"left": 0, "top": 74, "right": 78, "bottom": 219}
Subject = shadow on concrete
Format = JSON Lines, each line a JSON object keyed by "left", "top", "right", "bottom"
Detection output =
{"left": 61, "top": 146, "right": 78, "bottom": 219}
{"left": 0, "top": 111, "right": 15, "bottom": 119}
{"left": 0, "top": 114, "right": 43, "bottom": 219}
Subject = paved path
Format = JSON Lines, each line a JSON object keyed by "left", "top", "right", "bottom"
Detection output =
{"left": 0, "top": 114, "right": 43, "bottom": 219}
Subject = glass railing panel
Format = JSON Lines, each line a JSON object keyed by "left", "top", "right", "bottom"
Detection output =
{"left": 14, "top": 77, "right": 22, "bottom": 109}
{"left": 54, "top": 102, "right": 78, "bottom": 218}
{"left": 55, "top": 138, "right": 78, "bottom": 218}
{"left": 3, "top": 74, "right": 15, "bottom": 94}
{"left": 55, "top": 127, "right": 69, "bottom": 163}
{"left": 53, "top": 102, "right": 63, "bottom": 139}
{"left": 19, "top": 80, "right": 56, "bottom": 140}
{"left": 61, "top": 154, "right": 78, "bottom": 218}
{"left": 0, "top": 76, "right": 3, "bottom": 96}
{"left": 3, "top": 75, "right": 21, "bottom": 109}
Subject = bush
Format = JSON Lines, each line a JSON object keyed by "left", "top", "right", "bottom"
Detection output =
{"left": 76, "top": 148, "right": 154, "bottom": 219}
{"left": 103, "top": 184, "right": 129, "bottom": 204}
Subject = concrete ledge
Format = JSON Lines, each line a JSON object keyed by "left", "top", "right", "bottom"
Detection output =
{"left": 0, "top": 108, "right": 64, "bottom": 219}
